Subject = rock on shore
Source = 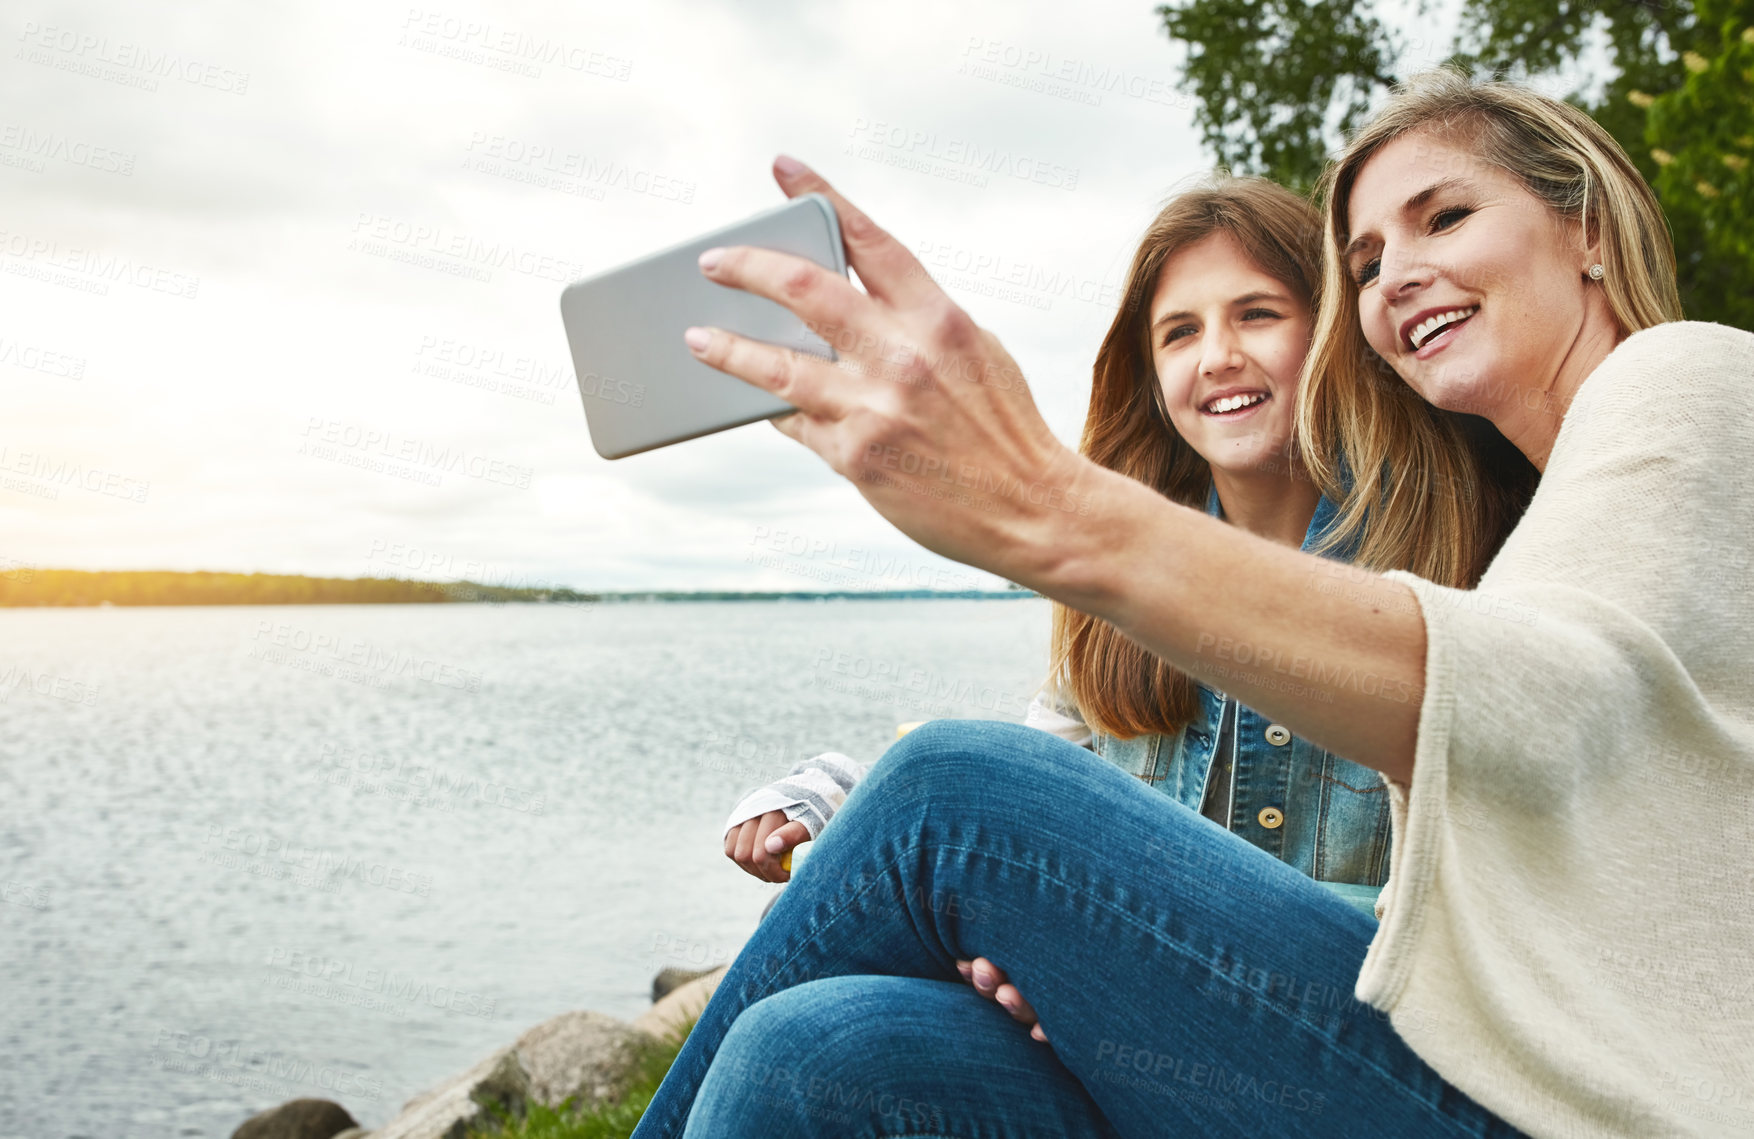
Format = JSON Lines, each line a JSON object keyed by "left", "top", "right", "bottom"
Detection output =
{"left": 233, "top": 1099, "right": 358, "bottom": 1139}
{"left": 231, "top": 966, "right": 726, "bottom": 1139}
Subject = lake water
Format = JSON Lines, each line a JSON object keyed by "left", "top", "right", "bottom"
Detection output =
{"left": 0, "top": 599, "right": 1051, "bottom": 1138}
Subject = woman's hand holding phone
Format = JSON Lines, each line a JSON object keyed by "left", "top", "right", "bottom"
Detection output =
{"left": 682, "top": 156, "right": 1101, "bottom": 600}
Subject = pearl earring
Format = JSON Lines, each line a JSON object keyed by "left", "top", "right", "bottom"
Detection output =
{"left": 1588, "top": 264, "right": 1605, "bottom": 280}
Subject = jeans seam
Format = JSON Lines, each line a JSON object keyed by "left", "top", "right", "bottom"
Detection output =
{"left": 798, "top": 837, "right": 1491, "bottom": 1138}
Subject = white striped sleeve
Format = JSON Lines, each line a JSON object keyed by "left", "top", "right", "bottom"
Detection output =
{"left": 721, "top": 751, "right": 870, "bottom": 839}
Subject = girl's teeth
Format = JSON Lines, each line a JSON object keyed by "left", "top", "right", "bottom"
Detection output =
{"left": 1208, "top": 393, "right": 1265, "bottom": 414}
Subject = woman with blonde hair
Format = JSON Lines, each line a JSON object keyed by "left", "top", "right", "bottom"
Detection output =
{"left": 635, "top": 68, "right": 1753, "bottom": 1138}
{"left": 722, "top": 175, "right": 1530, "bottom": 937}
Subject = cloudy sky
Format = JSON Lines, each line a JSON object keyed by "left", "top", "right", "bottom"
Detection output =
{"left": 3, "top": 0, "right": 1457, "bottom": 591}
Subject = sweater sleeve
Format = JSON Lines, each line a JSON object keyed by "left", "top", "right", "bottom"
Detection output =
{"left": 721, "top": 751, "right": 870, "bottom": 839}
{"left": 1353, "top": 323, "right": 1754, "bottom": 1139}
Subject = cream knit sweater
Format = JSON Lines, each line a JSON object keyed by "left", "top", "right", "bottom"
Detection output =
{"left": 1359, "top": 321, "right": 1754, "bottom": 1138}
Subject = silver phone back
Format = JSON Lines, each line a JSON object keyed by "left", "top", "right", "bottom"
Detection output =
{"left": 559, "top": 193, "right": 847, "bottom": 460}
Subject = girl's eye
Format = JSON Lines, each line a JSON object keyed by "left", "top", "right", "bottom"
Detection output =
{"left": 1353, "top": 258, "right": 1380, "bottom": 288}
{"left": 1241, "top": 308, "right": 1280, "bottom": 321}
{"left": 1431, "top": 207, "right": 1472, "bottom": 232}
{"left": 1163, "top": 324, "right": 1196, "bottom": 345}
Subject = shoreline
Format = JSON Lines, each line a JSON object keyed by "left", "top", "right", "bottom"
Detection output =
{"left": 0, "top": 568, "right": 1040, "bottom": 608}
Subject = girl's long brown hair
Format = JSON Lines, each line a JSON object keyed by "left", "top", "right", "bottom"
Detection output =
{"left": 1048, "top": 177, "right": 1326, "bottom": 738}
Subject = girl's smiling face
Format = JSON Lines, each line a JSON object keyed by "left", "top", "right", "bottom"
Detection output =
{"left": 1148, "top": 230, "right": 1312, "bottom": 480}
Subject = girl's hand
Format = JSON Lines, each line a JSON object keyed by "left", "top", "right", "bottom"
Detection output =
{"left": 724, "top": 809, "right": 810, "bottom": 883}
{"left": 956, "top": 956, "right": 1048, "bottom": 1042}
{"left": 684, "top": 156, "right": 1098, "bottom": 594}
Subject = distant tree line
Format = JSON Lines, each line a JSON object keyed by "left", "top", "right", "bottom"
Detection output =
{"left": 0, "top": 570, "right": 596, "bottom": 608}
{"left": 0, "top": 571, "right": 1036, "bottom": 607}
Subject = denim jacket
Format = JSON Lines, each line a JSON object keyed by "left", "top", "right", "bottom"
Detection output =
{"left": 1090, "top": 485, "right": 1391, "bottom": 917}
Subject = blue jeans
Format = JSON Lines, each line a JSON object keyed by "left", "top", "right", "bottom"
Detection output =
{"left": 631, "top": 720, "right": 1529, "bottom": 1138}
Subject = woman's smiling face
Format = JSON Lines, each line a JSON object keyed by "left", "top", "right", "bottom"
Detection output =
{"left": 1148, "top": 230, "right": 1312, "bottom": 480}
{"left": 1343, "top": 128, "right": 1600, "bottom": 424}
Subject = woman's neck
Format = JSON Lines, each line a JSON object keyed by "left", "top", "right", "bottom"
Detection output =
{"left": 1210, "top": 464, "right": 1322, "bottom": 548}
{"left": 1494, "top": 300, "right": 1625, "bottom": 472}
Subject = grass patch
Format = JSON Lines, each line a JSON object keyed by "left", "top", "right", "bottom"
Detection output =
{"left": 467, "top": 1020, "right": 692, "bottom": 1139}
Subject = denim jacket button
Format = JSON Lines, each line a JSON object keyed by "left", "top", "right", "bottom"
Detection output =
{"left": 1265, "top": 724, "right": 1291, "bottom": 746}
{"left": 1257, "top": 806, "right": 1284, "bottom": 829}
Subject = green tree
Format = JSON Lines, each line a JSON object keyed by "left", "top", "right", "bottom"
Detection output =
{"left": 1643, "top": 5, "right": 1754, "bottom": 328}
{"left": 1157, "top": 0, "right": 1754, "bottom": 328}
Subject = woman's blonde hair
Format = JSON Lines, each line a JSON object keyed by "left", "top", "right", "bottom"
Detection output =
{"left": 1048, "top": 176, "right": 1323, "bottom": 739}
{"left": 1298, "top": 68, "right": 1680, "bottom": 581}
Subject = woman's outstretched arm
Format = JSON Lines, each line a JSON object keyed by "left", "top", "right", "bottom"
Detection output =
{"left": 1054, "top": 475, "right": 1425, "bottom": 784}
{"left": 685, "top": 158, "right": 1425, "bottom": 784}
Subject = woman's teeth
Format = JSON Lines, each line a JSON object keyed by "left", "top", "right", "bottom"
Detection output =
{"left": 1205, "top": 392, "right": 1267, "bottom": 414}
{"left": 1410, "top": 306, "right": 1479, "bottom": 350}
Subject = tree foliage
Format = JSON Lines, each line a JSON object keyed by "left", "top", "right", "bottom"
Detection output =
{"left": 1644, "top": 2, "right": 1754, "bottom": 328}
{"left": 1157, "top": 0, "right": 1754, "bottom": 328}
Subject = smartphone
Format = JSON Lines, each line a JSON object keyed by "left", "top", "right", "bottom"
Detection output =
{"left": 559, "top": 193, "right": 848, "bottom": 460}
